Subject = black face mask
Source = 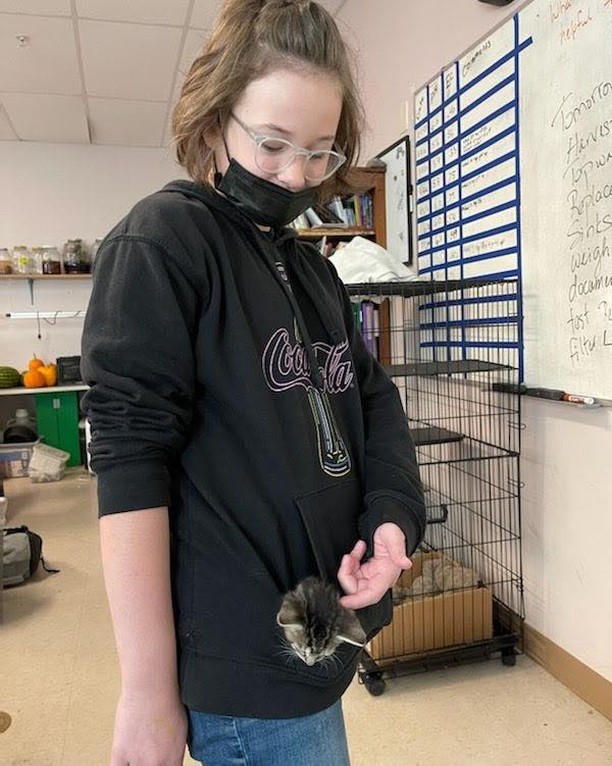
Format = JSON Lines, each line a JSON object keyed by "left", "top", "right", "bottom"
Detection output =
{"left": 215, "top": 158, "right": 319, "bottom": 229}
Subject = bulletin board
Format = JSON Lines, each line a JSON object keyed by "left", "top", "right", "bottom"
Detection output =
{"left": 413, "top": 0, "right": 612, "bottom": 400}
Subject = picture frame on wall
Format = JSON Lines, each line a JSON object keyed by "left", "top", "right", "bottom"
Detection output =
{"left": 375, "top": 135, "right": 414, "bottom": 265}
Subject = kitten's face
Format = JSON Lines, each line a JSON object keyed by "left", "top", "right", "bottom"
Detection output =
{"left": 276, "top": 577, "right": 366, "bottom": 666}
{"left": 281, "top": 623, "right": 345, "bottom": 666}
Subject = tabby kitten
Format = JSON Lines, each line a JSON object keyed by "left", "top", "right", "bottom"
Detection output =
{"left": 276, "top": 577, "right": 366, "bottom": 666}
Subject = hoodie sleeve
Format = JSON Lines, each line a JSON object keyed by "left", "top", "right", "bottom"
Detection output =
{"left": 328, "top": 267, "right": 426, "bottom": 557}
{"left": 80, "top": 231, "right": 205, "bottom": 516}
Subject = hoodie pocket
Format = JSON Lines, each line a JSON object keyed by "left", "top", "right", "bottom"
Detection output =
{"left": 294, "top": 480, "right": 393, "bottom": 641}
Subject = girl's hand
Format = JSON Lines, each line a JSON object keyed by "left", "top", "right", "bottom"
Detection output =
{"left": 337, "top": 522, "right": 412, "bottom": 610}
{"left": 109, "top": 688, "right": 187, "bottom": 766}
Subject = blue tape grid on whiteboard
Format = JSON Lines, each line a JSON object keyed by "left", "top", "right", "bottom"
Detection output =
{"left": 414, "top": 16, "right": 531, "bottom": 374}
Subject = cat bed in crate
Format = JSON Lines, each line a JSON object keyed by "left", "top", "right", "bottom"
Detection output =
{"left": 368, "top": 551, "right": 493, "bottom": 663}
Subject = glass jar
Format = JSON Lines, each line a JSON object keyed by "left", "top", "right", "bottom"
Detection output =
{"left": 62, "top": 239, "right": 90, "bottom": 273}
{"left": 62, "top": 239, "right": 82, "bottom": 274}
{"left": 0, "top": 247, "right": 12, "bottom": 274}
{"left": 30, "top": 247, "right": 44, "bottom": 274}
{"left": 12, "top": 245, "right": 32, "bottom": 274}
{"left": 41, "top": 246, "right": 62, "bottom": 275}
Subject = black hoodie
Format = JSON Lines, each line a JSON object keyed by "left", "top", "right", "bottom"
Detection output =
{"left": 81, "top": 180, "right": 425, "bottom": 718}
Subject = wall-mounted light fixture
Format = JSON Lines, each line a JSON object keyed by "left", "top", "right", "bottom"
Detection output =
{"left": 5, "top": 311, "right": 86, "bottom": 319}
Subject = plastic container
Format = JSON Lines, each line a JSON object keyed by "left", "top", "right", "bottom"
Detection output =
{"left": 0, "top": 439, "right": 39, "bottom": 479}
{"left": 28, "top": 442, "right": 70, "bottom": 483}
{"left": 6, "top": 408, "right": 36, "bottom": 431}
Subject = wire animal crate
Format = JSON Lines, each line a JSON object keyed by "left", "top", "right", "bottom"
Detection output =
{"left": 347, "top": 278, "right": 524, "bottom": 696}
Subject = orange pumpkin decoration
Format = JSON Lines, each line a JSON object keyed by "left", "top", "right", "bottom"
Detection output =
{"left": 39, "top": 363, "right": 58, "bottom": 387}
{"left": 23, "top": 369, "right": 47, "bottom": 388}
{"left": 28, "top": 355, "right": 44, "bottom": 371}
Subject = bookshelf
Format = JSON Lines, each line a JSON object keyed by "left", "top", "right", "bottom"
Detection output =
{"left": 294, "top": 166, "right": 386, "bottom": 254}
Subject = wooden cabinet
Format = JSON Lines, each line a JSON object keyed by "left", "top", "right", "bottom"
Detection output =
{"left": 35, "top": 390, "right": 82, "bottom": 467}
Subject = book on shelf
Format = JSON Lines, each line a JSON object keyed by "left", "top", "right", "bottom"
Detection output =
{"left": 360, "top": 300, "right": 377, "bottom": 356}
{"left": 290, "top": 190, "right": 374, "bottom": 231}
{"left": 304, "top": 207, "right": 323, "bottom": 227}
{"left": 378, "top": 298, "right": 392, "bottom": 366}
{"left": 350, "top": 295, "right": 410, "bottom": 368}
{"left": 350, "top": 294, "right": 416, "bottom": 414}
{"left": 328, "top": 196, "right": 346, "bottom": 223}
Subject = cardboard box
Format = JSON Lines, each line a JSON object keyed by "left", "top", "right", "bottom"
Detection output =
{"left": 368, "top": 551, "right": 493, "bottom": 662}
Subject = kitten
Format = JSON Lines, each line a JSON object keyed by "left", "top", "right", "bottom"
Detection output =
{"left": 276, "top": 577, "right": 366, "bottom": 666}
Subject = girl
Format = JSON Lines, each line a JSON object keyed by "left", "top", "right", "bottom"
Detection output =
{"left": 81, "top": 1, "right": 425, "bottom": 764}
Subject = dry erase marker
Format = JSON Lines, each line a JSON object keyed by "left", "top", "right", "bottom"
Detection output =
{"left": 524, "top": 387, "right": 564, "bottom": 400}
{"left": 491, "top": 383, "right": 526, "bottom": 394}
{"left": 561, "top": 393, "right": 596, "bottom": 406}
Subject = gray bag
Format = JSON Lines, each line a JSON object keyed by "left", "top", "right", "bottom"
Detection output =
{"left": 2, "top": 526, "right": 59, "bottom": 587}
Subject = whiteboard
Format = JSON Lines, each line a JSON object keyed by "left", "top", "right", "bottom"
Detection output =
{"left": 376, "top": 136, "right": 413, "bottom": 264}
{"left": 414, "top": 0, "right": 612, "bottom": 400}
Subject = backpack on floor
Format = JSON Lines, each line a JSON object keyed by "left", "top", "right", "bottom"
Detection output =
{"left": 2, "top": 525, "right": 60, "bottom": 587}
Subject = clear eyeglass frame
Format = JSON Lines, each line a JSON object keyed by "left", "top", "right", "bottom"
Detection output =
{"left": 230, "top": 113, "right": 346, "bottom": 182}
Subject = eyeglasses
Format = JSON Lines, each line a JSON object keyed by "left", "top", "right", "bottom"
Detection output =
{"left": 230, "top": 113, "right": 346, "bottom": 182}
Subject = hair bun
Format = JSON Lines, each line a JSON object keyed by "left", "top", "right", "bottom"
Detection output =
{"left": 264, "top": 0, "right": 311, "bottom": 7}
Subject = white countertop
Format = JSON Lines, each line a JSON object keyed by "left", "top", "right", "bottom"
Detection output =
{"left": 0, "top": 385, "right": 88, "bottom": 396}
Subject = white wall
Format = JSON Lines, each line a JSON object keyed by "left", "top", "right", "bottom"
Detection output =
{"left": 339, "top": 0, "right": 612, "bottom": 683}
{"left": 0, "top": 142, "right": 185, "bottom": 370}
{"left": 340, "top": 0, "right": 529, "bottom": 163}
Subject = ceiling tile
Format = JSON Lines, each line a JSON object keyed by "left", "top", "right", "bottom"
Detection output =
{"left": 189, "top": 0, "right": 221, "bottom": 31}
{"left": 88, "top": 98, "right": 167, "bottom": 147}
{"left": 0, "top": 92, "right": 89, "bottom": 142}
{"left": 0, "top": 103, "right": 18, "bottom": 139}
{"left": 0, "top": 1, "right": 70, "bottom": 15}
{"left": 76, "top": 0, "right": 191, "bottom": 27}
{"left": 177, "top": 28, "right": 207, "bottom": 83}
{"left": 189, "top": 0, "right": 344, "bottom": 31}
{"left": 79, "top": 20, "right": 183, "bottom": 101}
{"left": 164, "top": 28, "right": 208, "bottom": 145}
{"left": 0, "top": 14, "right": 81, "bottom": 94}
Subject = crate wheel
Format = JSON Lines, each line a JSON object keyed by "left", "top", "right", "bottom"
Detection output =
{"left": 363, "top": 674, "right": 386, "bottom": 696}
{"left": 501, "top": 650, "right": 516, "bottom": 667}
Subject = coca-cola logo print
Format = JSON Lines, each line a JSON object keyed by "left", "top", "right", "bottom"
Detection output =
{"left": 262, "top": 327, "right": 354, "bottom": 394}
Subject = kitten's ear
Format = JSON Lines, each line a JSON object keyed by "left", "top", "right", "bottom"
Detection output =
{"left": 276, "top": 601, "right": 302, "bottom": 628}
{"left": 337, "top": 609, "right": 367, "bottom": 648}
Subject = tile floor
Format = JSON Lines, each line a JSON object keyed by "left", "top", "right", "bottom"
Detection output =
{"left": 1, "top": 469, "right": 611, "bottom": 766}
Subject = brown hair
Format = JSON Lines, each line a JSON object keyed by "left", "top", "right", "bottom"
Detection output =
{"left": 171, "top": 0, "right": 364, "bottom": 199}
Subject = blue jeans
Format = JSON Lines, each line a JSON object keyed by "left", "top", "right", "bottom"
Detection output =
{"left": 187, "top": 700, "right": 351, "bottom": 766}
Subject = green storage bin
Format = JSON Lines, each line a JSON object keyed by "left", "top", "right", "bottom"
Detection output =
{"left": 35, "top": 392, "right": 81, "bottom": 467}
